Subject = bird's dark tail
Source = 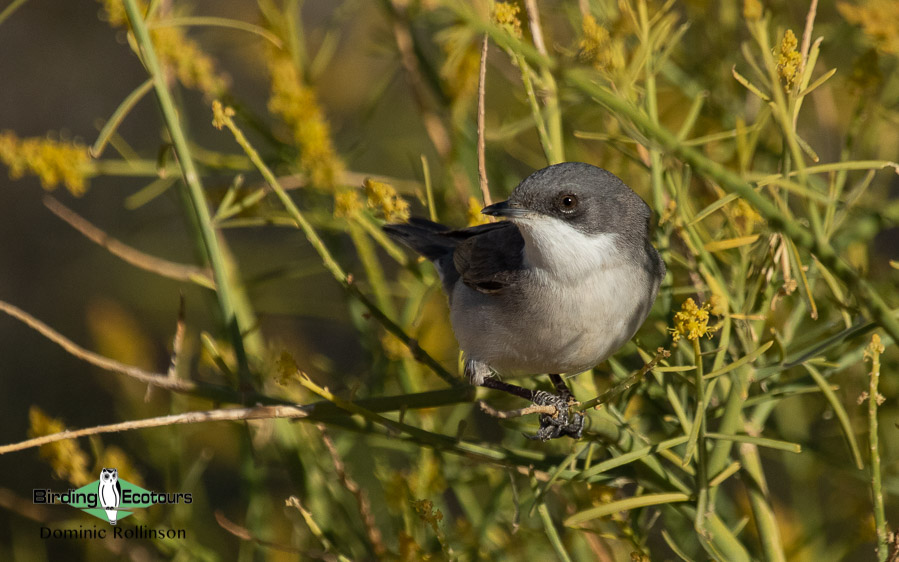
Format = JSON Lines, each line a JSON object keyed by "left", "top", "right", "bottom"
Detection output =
{"left": 382, "top": 218, "right": 457, "bottom": 263}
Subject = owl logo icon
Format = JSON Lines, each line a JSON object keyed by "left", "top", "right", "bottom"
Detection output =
{"left": 98, "top": 468, "right": 122, "bottom": 525}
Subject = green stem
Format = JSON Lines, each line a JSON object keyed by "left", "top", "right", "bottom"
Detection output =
{"left": 868, "top": 336, "right": 888, "bottom": 562}
{"left": 692, "top": 339, "right": 709, "bottom": 535}
{"left": 122, "top": 0, "right": 253, "bottom": 386}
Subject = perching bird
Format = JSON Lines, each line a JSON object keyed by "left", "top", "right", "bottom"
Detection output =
{"left": 384, "top": 162, "right": 665, "bottom": 440}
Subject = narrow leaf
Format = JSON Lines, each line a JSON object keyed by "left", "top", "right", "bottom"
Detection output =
{"left": 704, "top": 235, "right": 760, "bottom": 252}
{"left": 705, "top": 433, "right": 801, "bottom": 453}
{"left": 565, "top": 492, "right": 690, "bottom": 526}
{"left": 704, "top": 341, "right": 773, "bottom": 379}
{"left": 803, "top": 364, "right": 864, "bottom": 469}
{"left": 732, "top": 67, "right": 770, "bottom": 101}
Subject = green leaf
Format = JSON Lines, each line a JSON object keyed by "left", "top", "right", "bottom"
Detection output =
{"left": 565, "top": 492, "right": 690, "bottom": 526}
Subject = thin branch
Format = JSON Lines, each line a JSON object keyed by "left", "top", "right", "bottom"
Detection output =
{"left": 523, "top": 0, "right": 548, "bottom": 57}
{"left": 575, "top": 348, "right": 671, "bottom": 412}
{"left": 0, "top": 405, "right": 311, "bottom": 455}
{"left": 0, "top": 299, "right": 196, "bottom": 393}
{"left": 798, "top": 0, "right": 818, "bottom": 73}
{"left": 44, "top": 195, "right": 214, "bottom": 288}
{"left": 387, "top": 2, "right": 451, "bottom": 159}
{"left": 214, "top": 511, "right": 305, "bottom": 553}
{"left": 317, "top": 425, "right": 386, "bottom": 557}
{"left": 478, "top": 400, "right": 556, "bottom": 419}
{"left": 476, "top": 34, "right": 493, "bottom": 209}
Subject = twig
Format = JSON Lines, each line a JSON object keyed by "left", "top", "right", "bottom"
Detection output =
{"left": 476, "top": 34, "right": 493, "bottom": 209}
{"left": 317, "top": 425, "right": 386, "bottom": 557}
{"left": 285, "top": 497, "right": 353, "bottom": 562}
{"left": 0, "top": 299, "right": 196, "bottom": 394}
{"left": 521, "top": 0, "right": 563, "bottom": 163}
{"left": 478, "top": 400, "right": 556, "bottom": 419}
{"left": 523, "top": 0, "right": 548, "bottom": 57}
{"left": 798, "top": 0, "right": 818, "bottom": 74}
{"left": 214, "top": 511, "right": 304, "bottom": 553}
{"left": 0, "top": 405, "right": 311, "bottom": 455}
{"left": 575, "top": 348, "right": 670, "bottom": 412}
{"left": 386, "top": 1, "right": 451, "bottom": 159}
{"left": 43, "top": 195, "right": 214, "bottom": 289}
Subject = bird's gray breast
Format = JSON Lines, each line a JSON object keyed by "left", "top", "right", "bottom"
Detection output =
{"left": 450, "top": 256, "right": 656, "bottom": 375}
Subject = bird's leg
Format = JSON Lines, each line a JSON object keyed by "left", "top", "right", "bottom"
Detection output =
{"left": 469, "top": 357, "right": 583, "bottom": 441}
{"left": 528, "top": 374, "right": 584, "bottom": 441}
{"left": 548, "top": 373, "right": 573, "bottom": 400}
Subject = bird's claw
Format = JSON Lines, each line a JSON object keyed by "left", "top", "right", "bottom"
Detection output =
{"left": 527, "top": 390, "right": 584, "bottom": 441}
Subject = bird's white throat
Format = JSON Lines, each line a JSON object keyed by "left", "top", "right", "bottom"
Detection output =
{"left": 514, "top": 216, "right": 621, "bottom": 282}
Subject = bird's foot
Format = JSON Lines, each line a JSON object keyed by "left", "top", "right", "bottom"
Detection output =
{"left": 528, "top": 390, "right": 584, "bottom": 441}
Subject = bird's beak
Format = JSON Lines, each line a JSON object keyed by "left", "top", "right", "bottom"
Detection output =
{"left": 481, "top": 200, "right": 529, "bottom": 218}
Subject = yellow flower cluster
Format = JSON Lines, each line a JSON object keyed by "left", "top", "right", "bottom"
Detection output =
{"left": 267, "top": 53, "right": 343, "bottom": 190}
{"left": 98, "top": 0, "right": 227, "bottom": 97}
{"left": 578, "top": 15, "right": 625, "bottom": 71}
{"left": 333, "top": 189, "right": 364, "bottom": 219}
{"left": 153, "top": 27, "right": 227, "bottom": 96}
{"left": 670, "top": 298, "right": 716, "bottom": 342}
{"left": 211, "top": 100, "right": 235, "bottom": 130}
{"left": 743, "top": 0, "right": 763, "bottom": 21}
{"left": 839, "top": 0, "right": 899, "bottom": 55}
{"left": 492, "top": 2, "right": 522, "bottom": 38}
{"left": 866, "top": 333, "right": 885, "bottom": 358}
{"left": 28, "top": 407, "right": 92, "bottom": 486}
{"left": 775, "top": 29, "right": 802, "bottom": 92}
{"left": 0, "top": 131, "right": 90, "bottom": 195}
{"left": 364, "top": 178, "right": 410, "bottom": 222}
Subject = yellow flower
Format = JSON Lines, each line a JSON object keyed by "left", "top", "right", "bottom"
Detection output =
{"left": 334, "top": 189, "right": 364, "bottom": 219}
{"left": 839, "top": 0, "right": 899, "bottom": 55}
{"left": 492, "top": 2, "right": 522, "bottom": 38}
{"left": 669, "top": 298, "right": 717, "bottom": 342}
{"left": 578, "top": 15, "right": 625, "bottom": 71}
{"left": 97, "top": 0, "right": 227, "bottom": 97}
{"left": 743, "top": 0, "right": 763, "bottom": 21}
{"left": 28, "top": 407, "right": 92, "bottom": 486}
{"left": 363, "top": 178, "right": 410, "bottom": 222}
{"left": 865, "top": 333, "right": 885, "bottom": 358}
{"left": 0, "top": 131, "right": 90, "bottom": 196}
{"left": 211, "top": 100, "right": 235, "bottom": 130}
{"left": 775, "top": 29, "right": 802, "bottom": 92}
{"left": 267, "top": 52, "right": 343, "bottom": 189}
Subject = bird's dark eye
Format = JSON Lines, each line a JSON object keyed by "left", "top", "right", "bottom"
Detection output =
{"left": 555, "top": 193, "right": 579, "bottom": 214}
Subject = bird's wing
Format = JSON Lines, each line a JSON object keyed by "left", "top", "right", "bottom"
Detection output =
{"left": 451, "top": 221, "right": 526, "bottom": 294}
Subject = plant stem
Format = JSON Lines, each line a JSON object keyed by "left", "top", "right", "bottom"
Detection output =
{"left": 868, "top": 334, "right": 888, "bottom": 561}
{"left": 692, "top": 338, "right": 709, "bottom": 535}
{"left": 122, "top": 0, "right": 253, "bottom": 386}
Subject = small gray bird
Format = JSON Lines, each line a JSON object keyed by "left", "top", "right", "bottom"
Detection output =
{"left": 384, "top": 162, "right": 665, "bottom": 440}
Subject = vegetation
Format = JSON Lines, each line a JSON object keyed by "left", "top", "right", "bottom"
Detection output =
{"left": 1, "top": 0, "right": 898, "bottom": 559}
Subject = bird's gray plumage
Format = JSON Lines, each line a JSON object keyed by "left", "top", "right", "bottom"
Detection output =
{"left": 384, "top": 162, "right": 665, "bottom": 386}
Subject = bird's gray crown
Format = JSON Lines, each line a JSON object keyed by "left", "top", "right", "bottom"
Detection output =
{"left": 506, "top": 162, "right": 652, "bottom": 245}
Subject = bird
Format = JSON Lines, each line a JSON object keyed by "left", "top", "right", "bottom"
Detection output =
{"left": 383, "top": 162, "right": 666, "bottom": 440}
